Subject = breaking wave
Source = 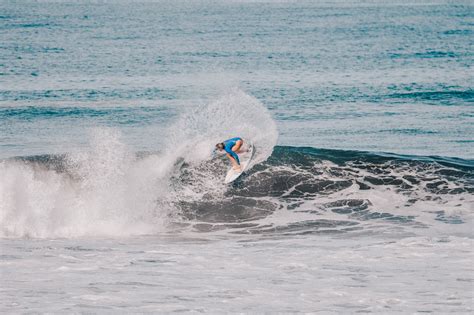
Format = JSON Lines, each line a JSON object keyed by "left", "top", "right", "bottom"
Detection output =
{"left": 1, "top": 145, "right": 472, "bottom": 238}
{"left": 0, "top": 89, "right": 472, "bottom": 239}
{"left": 0, "top": 89, "right": 279, "bottom": 238}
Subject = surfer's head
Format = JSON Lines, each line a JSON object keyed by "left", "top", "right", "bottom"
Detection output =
{"left": 215, "top": 143, "right": 225, "bottom": 151}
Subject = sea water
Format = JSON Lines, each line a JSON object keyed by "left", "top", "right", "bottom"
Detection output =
{"left": 1, "top": 0, "right": 473, "bottom": 312}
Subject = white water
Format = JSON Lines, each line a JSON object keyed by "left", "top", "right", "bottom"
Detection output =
{"left": 0, "top": 129, "right": 166, "bottom": 238}
{"left": 1, "top": 235, "right": 472, "bottom": 313}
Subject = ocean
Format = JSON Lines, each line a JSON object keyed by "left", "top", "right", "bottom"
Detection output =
{"left": 1, "top": 0, "right": 473, "bottom": 312}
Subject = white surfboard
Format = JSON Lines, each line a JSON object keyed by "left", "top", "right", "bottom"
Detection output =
{"left": 224, "top": 142, "right": 255, "bottom": 184}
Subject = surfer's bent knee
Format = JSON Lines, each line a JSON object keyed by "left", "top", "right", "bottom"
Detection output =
{"left": 232, "top": 139, "right": 243, "bottom": 152}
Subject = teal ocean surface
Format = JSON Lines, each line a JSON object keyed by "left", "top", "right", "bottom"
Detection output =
{"left": 1, "top": 0, "right": 473, "bottom": 158}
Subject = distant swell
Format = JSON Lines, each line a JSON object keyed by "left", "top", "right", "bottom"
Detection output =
{"left": 386, "top": 90, "right": 474, "bottom": 102}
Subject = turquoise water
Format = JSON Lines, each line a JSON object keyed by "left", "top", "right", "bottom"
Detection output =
{"left": 1, "top": 0, "right": 473, "bottom": 158}
{"left": 1, "top": 1, "right": 473, "bottom": 313}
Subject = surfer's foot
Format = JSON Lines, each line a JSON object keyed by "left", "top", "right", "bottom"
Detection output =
{"left": 233, "top": 166, "right": 242, "bottom": 172}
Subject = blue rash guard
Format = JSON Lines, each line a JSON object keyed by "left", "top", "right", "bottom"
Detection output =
{"left": 223, "top": 137, "right": 242, "bottom": 165}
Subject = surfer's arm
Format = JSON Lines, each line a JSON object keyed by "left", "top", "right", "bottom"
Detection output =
{"left": 225, "top": 148, "right": 240, "bottom": 165}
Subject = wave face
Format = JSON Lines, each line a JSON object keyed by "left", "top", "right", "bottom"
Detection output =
{"left": 174, "top": 146, "right": 473, "bottom": 236}
{"left": 2, "top": 145, "right": 472, "bottom": 238}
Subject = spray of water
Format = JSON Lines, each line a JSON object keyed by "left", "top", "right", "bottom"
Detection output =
{"left": 0, "top": 128, "right": 169, "bottom": 238}
{"left": 0, "top": 89, "right": 278, "bottom": 238}
{"left": 165, "top": 88, "right": 278, "bottom": 165}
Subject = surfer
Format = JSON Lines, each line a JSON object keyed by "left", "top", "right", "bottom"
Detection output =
{"left": 215, "top": 137, "right": 245, "bottom": 171}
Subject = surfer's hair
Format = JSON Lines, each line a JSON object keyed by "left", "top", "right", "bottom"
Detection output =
{"left": 216, "top": 143, "right": 224, "bottom": 150}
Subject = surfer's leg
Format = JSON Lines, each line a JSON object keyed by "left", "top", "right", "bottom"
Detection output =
{"left": 227, "top": 153, "right": 241, "bottom": 171}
